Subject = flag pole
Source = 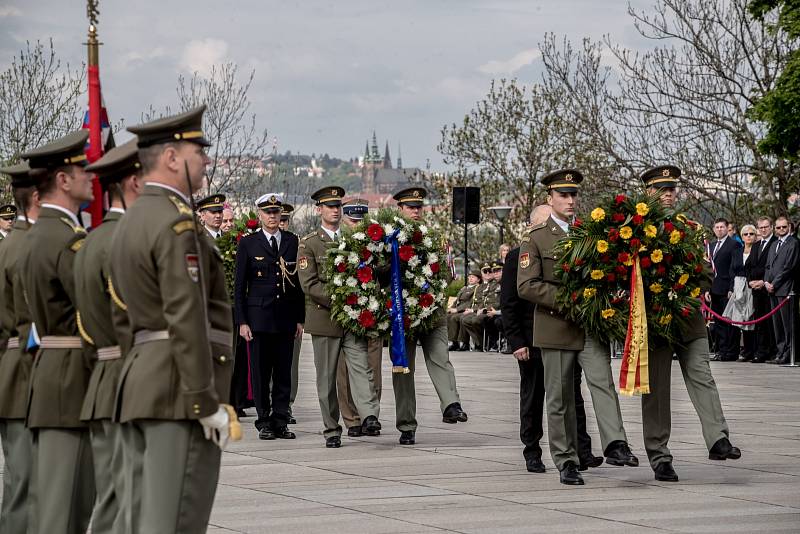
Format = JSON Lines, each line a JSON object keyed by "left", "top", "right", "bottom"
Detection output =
{"left": 85, "top": 0, "right": 104, "bottom": 227}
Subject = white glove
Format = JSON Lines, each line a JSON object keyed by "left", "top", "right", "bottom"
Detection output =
{"left": 199, "top": 406, "right": 230, "bottom": 450}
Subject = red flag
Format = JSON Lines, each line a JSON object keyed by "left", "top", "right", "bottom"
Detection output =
{"left": 83, "top": 64, "right": 114, "bottom": 228}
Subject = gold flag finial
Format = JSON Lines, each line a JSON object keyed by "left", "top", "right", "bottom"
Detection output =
{"left": 86, "top": 0, "right": 101, "bottom": 66}
{"left": 87, "top": 0, "right": 99, "bottom": 26}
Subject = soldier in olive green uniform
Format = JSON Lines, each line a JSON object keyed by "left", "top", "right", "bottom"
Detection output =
{"left": 110, "top": 107, "right": 235, "bottom": 533}
{"left": 0, "top": 204, "right": 15, "bottom": 241}
{"left": 446, "top": 270, "right": 480, "bottom": 351}
{"left": 0, "top": 163, "right": 38, "bottom": 534}
{"left": 197, "top": 194, "right": 225, "bottom": 239}
{"left": 73, "top": 139, "right": 142, "bottom": 534}
{"left": 18, "top": 130, "right": 96, "bottom": 533}
{"left": 639, "top": 165, "right": 740, "bottom": 483}
{"left": 391, "top": 187, "right": 467, "bottom": 446}
{"left": 517, "top": 170, "right": 638, "bottom": 486}
{"left": 463, "top": 262, "right": 503, "bottom": 350}
{"left": 461, "top": 264, "right": 495, "bottom": 351}
{"left": 297, "top": 187, "right": 381, "bottom": 448}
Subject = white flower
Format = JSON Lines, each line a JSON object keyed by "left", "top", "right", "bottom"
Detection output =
{"left": 428, "top": 253, "right": 439, "bottom": 263}
{"left": 338, "top": 242, "right": 346, "bottom": 250}
{"left": 368, "top": 297, "right": 379, "bottom": 312}
{"left": 383, "top": 223, "right": 395, "bottom": 235}
{"left": 352, "top": 232, "right": 367, "bottom": 241}
{"left": 369, "top": 218, "right": 379, "bottom": 224}
{"left": 343, "top": 306, "right": 360, "bottom": 320}
{"left": 397, "top": 230, "right": 408, "bottom": 244}
{"left": 411, "top": 319, "right": 421, "bottom": 327}
{"left": 404, "top": 271, "right": 414, "bottom": 280}
{"left": 361, "top": 282, "right": 369, "bottom": 290}
{"left": 402, "top": 289, "right": 409, "bottom": 298}
{"left": 419, "top": 307, "right": 432, "bottom": 318}
{"left": 422, "top": 265, "right": 433, "bottom": 277}
{"left": 367, "top": 242, "right": 382, "bottom": 252}
{"left": 668, "top": 290, "right": 678, "bottom": 301}
{"left": 393, "top": 216, "right": 408, "bottom": 226}
{"left": 333, "top": 275, "right": 344, "bottom": 286}
{"left": 334, "top": 255, "right": 345, "bottom": 265}
{"left": 406, "top": 296, "right": 418, "bottom": 307}
{"left": 346, "top": 277, "right": 357, "bottom": 287}
{"left": 408, "top": 256, "right": 421, "bottom": 268}
{"left": 415, "top": 277, "right": 426, "bottom": 288}
{"left": 439, "top": 280, "right": 448, "bottom": 289}
{"left": 348, "top": 252, "right": 359, "bottom": 264}
{"left": 378, "top": 322, "right": 389, "bottom": 331}
{"left": 419, "top": 224, "right": 428, "bottom": 234}
{"left": 358, "top": 295, "right": 368, "bottom": 306}
{"left": 423, "top": 237, "right": 432, "bottom": 247}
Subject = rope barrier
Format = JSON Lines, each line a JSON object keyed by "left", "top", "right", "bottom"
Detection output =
{"left": 699, "top": 295, "right": 791, "bottom": 326}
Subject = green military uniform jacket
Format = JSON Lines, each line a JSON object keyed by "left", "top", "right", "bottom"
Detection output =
{"left": 0, "top": 219, "right": 34, "bottom": 419}
{"left": 516, "top": 217, "right": 585, "bottom": 351}
{"left": 297, "top": 228, "right": 343, "bottom": 337}
{"left": 454, "top": 284, "right": 478, "bottom": 312}
{"left": 20, "top": 206, "right": 90, "bottom": 428}
{"left": 75, "top": 210, "right": 125, "bottom": 421}
{"left": 484, "top": 279, "right": 501, "bottom": 310}
{"left": 109, "top": 184, "right": 232, "bottom": 422}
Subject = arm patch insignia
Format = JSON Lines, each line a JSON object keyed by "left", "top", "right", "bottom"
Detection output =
{"left": 519, "top": 252, "right": 530, "bottom": 269}
{"left": 298, "top": 257, "right": 308, "bottom": 270}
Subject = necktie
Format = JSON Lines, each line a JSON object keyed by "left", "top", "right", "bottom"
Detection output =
{"left": 270, "top": 235, "right": 278, "bottom": 254}
{"left": 776, "top": 239, "right": 782, "bottom": 253}
{"left": 713, "top": 240, "right": 721, "bottom": 257}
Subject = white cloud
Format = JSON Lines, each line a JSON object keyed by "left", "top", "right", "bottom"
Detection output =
{"left": 180, "top": 38, "right": 229, "bottom": 76}
{"left": 0, "top": 6, "right": 22, "bottom": 17}
{"left": 478, "top": 48, "right": 541, "bottom": 75}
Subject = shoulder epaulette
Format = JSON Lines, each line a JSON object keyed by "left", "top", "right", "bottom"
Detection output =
{"left": 172, "top": 219, "right": 196, "bottom": 235}
{"left": 168, "top": 195, "right": 194, "bottom": 216}
{"left": 530, "top": 222, "right": 547, "bottom": 231}
{"left": 302, "top": 232, "right": 316, "bottom": 241}
{"left": 59, "top": 217, "right": 87, "bottom": 235}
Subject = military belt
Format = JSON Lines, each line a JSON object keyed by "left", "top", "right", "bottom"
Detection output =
{"left": 208, "top": 328, "right": 233, "bottom": 347}
{"left": 39, "top": 336, "right": 82, "bottom": 349}
{"left": 96, "top": 345, "right": 122, "bottom": 361}
{"left": 6, "top": 337, "right": 19, "bottom": 350}
{"left": 134, "top": 328, "right": 232, "bottom": 348}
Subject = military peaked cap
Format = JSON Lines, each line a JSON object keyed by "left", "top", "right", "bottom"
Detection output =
{"left": 311, "top": 186, "right": 345, "bottom": 206}
{"left": 128, "top": 105, "right": 211, "bottom": 148}
{"left": 342, "top": 198, "right": 369, "bottom": 220}
{"left": 640, "top": 165, "right": 680, "bottom": 189}
{"left": 0, "top": 204, "right": 16, "bottom": 220}
{"left": 197, "top": 194, "right": 226, "bottom": 212}
{"left": 393, "top": 186, "right": 427, "bottom": 207}
{"left": 257, "top": 192, "right": 283, "bottom": 210}
{"left": 22, "top": 130, "right": 89, "bottom": 170}
{"left": 0, "top": 161, "right": 34, "bottom": 188}
{"left": 85, "top": 138, "right": 141, "bottom": 184}
{"left": 541, "top": 169, "right": 583, "bottom": 193}
{"left": 491, "top": 259, "right": 504, "bottom": 271}
{"left": 281, "top": 203, "right": 294, "bottom": 220}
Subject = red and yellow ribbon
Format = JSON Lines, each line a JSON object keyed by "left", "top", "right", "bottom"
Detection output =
{"left": 619, "top": 256, "right": 650, "bottom": 396}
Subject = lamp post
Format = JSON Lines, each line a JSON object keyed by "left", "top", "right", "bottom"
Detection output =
{"left": 489, "top": 205, "right": 512, "bottom": 246}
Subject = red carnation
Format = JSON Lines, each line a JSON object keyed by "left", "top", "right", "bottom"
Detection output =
{"left": 573, "top": 218, "right": 583, "bottom": 228}
{"left": 236, "top": 231, "right": 244, "bottom": 242}
{"left": 632, "top": 214, "right": 644, "bottom": 225}
{"left": 403, "top": 314, "right": 411, "bottom": 329}
{"left": 640, "top": 257, "right": 652, "bottom": 269}
{"left": 430, "top": 262, "right": 440, "bottom": 273}
{"left": 612, "top": 213, "right": 626, "bottom": 223}
{"left": 606, "top": 273, "right": 616, "bottom": 282}
{"left": 367, "top": 223, "right": 384, "bottom": 241}
{"left": 246, "top": 219, "right": 259, "bottom": 230}
{"left": 386, "top": 299, "right": 393, "bottom": 310}
{"left": 615, "top": 265, "right": 627, "bottom": 275}
{"left": 358, "top": 310, "right": 376, "bottom": 328}
{"left": 360, "top": 248, "right": 372, "bottom": 261}
{"left": 663, "top": 221, "right": 674, "bottom": 233}
{"left": 562, "top": 263, "right": 571, "bottom": 272}
{"left": 419, "top": 293, "right": 434, "bottom": 307}
{"left": 336, "top": 262, "right": 347, "bottom": 273}
{"left": 657, "top": 265, "right": 666, "bottom": 275}
{"left": 680, "top": 230, "right": 686, "bottom": 239}
{"left": 398, "top": 245, "right": 415, "bottom": 262}
{"left": 574, "top": 258, "right": 585, "bottom": 266}
{"left": 412, "top": 230, "right": 423, "bottom": 243}
{"left": 617, "top": 252, "right": 630, "bottom": 264}
{"left": 630, "top": 238, "right": 641, "bottom": 250}
{"left": 694, "top": 263, "right": 703, "bottom": 273}
{"left": 571, "top": 291, "right": 579, "bottom": 302}
{"left": 346, "top": 294, "right": 358, "bottom": 305}
{"left": 615, "top": 194, "right": 627, "bottom": 205}
{"left": 608, "top": 228, "right": 619, "bottom": 242}
{"left": 357, "top": 266, "right": 373, "bottom": 283}
{"left": 673, "top": 283, "right": 685, "bottom": 291}
{"left": 686, "top": 252, "right": 695, "bottom": 262}
{"left": 681, "top": 306, "right": 692, "bottom": 317}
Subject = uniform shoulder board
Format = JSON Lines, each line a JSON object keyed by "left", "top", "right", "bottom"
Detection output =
{"left": 301, "top": 232, "right": 316, "bottom": 241}
{"left": 168, "top": 195, "right": 194, "bottom": 216}
{"left": 67, "top": 233, "right": 86, "bottom": 252}
{"left": 172, "top": 219, "right": 196, "bottom": 235}
{"left": 530, "top": 222, "right": 547, "bottom": 231}
{"left": 59, "top": 217, "right": 87, "bottom": 235}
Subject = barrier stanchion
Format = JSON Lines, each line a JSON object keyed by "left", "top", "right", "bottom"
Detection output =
{"left": 781, "top": 291, "right": 798, "bottom": 368}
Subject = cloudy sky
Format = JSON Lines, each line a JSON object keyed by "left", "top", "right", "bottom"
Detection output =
{"left": 1, "top": 1, "right": 651, "bottom": 168}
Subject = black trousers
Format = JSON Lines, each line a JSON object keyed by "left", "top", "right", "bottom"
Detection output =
{"left": 753, "top": 290, "right": 777, "bottom": 360}
{"left": 519, "top": 348, "right": 594, "bottom": 462}
{"left": 711, "top": 292, "right": 740, "bottom": 360}
{"left": 771, "top": 295, "right": 794, "bottom": 361}
{"left": 249, "top": 331, "right": 294, "bottom": 430}
{"left": 229, "top": 332, "right": 254, "bottom": 410}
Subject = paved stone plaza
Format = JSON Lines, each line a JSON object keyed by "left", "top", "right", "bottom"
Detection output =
{"left": 208, "top": 337, "right": 800, "bottom": 533}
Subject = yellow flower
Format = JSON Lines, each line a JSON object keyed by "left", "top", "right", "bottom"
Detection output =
{"left": 590, "top": 270, "right": 604, "bottom": 280}
{"left": 590, "top": 207, "right": 606, "bottom": 222}
{"left": 583, "top": 287, "right": 597, "bottom": 299}
{"left": 649, "top": 283, "right": 663, "bottom": 294}
{"left": 644, "top": 225, "right": 657, "bottom": 238}
{"left": 596, "top": 240, "right": 609, "bottom": 253}
{"left": 650, "top": 249, "right": 663, "bottom": 263}
{"left": 601, "top": 308, "right": 616, "bottom": 319}
{"left": 690, "top": 287, "right": 701, "bottom": 298}
{"left": 619, "top": 226, "right": 633, "bottom": 240}
{"left": 659, "top": 313, "right": 673, "bottom": 325}
{"left": 669, "top": 230, "right": 681, "bottom": 244}
{"left": 678, "top": 273, "right": 689, "bottom": 286}
{"left": 564, "top": 240, "right": 573, "bottom": 250}
{"left": 636, "top": 202, "right": 649, "bottom": 216}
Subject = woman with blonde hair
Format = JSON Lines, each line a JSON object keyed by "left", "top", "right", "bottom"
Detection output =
{"left": 724, "top": 223, "right": 759, "bottom": 361}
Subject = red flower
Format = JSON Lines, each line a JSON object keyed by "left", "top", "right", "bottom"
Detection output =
{"left": 367, "top": 224, "right": 384, "bottom": 241}
{"left": 356, "top": 266, "right": 373, "bottom": 283}
{"left": 606, "top": 273, "right": 616, "bottom": 282}
{"left": 686, "top": 252, "right": 695, "bottom": 262}
{"left": 680, "top": 230, "right": 686, "bottom": 239}
{"left": 615, "top": 194, "right": 627, "bottom": 205}
{"left": 608, "top": 228, "right": 619, "bottom": 242}
{"left": 246, "top": 219, "right": 259, "bottom": 230}
{"left": 657, "top": 265, "right": 666, "bottom": 275}
{"left": 573, "top": 218, "right": 583, "bottom": 228}
{"left": 663, "top": 221, "right": 674, "bottom": 233}
{"left": 403, "top": 314, "right": 411, "bottom": 329}
{"left": 615, "top": 265, "right": 627, "bottom": 275}
{"left": 236, "top": 231, "right": 244, "bottom": 242}
{"left": 574, "top": 258, "right": 585, "bottom": 266}
{"left": 673, "top": 283, "right": 685, "bottom": 291}
{"left": 398, "top": 245, "right": 416, "bottom": 262}
{"left": 612, "top": 213, "right": 626, "bottom": 223}
{"left": 562, "top": 263, "right": 571, "bottom": 272}
{"left": 611, "top": 297, "right": 623, "bottom": 305}
{"left": 358, "top": 310, "right": 376, "bottom": 328}
{"left": 386, "top": 299, "right": 393, "bottom": 310}
{"left": 694, "top": 263, "right": 703, "bottom": 273}
{"left": 336, "top": 262, "right": 347, "bottom": 273}
{"left": 681, "top": 306, "right": 692, "bottom": 317}
{"left": 652, "top": 304, "right": 662, "bottom": 312}
{"left": 430, "top": 262, "right": 440, "bottom": 273}
{"left": 630, "top": 238, "right": 641, "bottom": 250}
{"left": 640, "top": 257, "right": 652, "bottom": 269}
{"left": 664, "top": 254, "right": 673, "bottom": 264}
{"left": 570, "top": 291, "right": 579, "bottom": 302}
{"left": 346, "top": 294, "right": 358, "bottom": 305}
{"left": 419, "top": 293, "right": 434, "bottom": 307}
{"left": 632, "top": 214, "right": 644, "bottom": 225}
{"left": 360, "top": 248, "right": 372, "bottom": 261}
{"left": 617, "top": 252, "right": 630, "bottom": 264}
{"left": 412, "top": 230, "right": 423, "bottom": 243}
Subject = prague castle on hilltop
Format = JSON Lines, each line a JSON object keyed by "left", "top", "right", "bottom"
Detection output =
{"left": 360, "top": 131, "right": 420, "bottom": 194}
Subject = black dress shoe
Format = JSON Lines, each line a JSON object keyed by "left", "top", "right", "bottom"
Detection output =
{"left": 325, "top": 436, "right": 341, "bottom": 448}
{"left": 362, "top": 415, "right": 381, "bottom": 436}
{"left": 559, "top": 462, "right": 584, "bottom": 485}
{"left": 525, "top": 457, "right": 546, "bottom": 473}
{"left": 399, "top": 431, "right": 415, "bottom": 445}
{"left": 474, "top": 344, "right": 483, "bottom": 352}
{"left": 605, "top": 441, "right": 639, "bottom": 467}
{"left": 751, "top": 357, "right": 766, "bottom": 363}
{"left": 287, "top": 416, "right": 297, "bottom": 425}
{"left": 448, "top": 342, "right": 459, "bottom": 351}
{"left": 442, "top": 402, "right": 468, "bottom": 423}
{"left": 274, "top": 426, "right": 296, "bottom": 439}
{"left": 458, "top": 342, "right": 470, "bottom": 351}
{"left": 347, "top": 426, "right": 363, "bottom": 437}
{"left": 578, "top": 454, "right": 604, "bottom": 471}
{"left": 235, "top": 408, "right": 247, "bottom": 418}
{"left": 258, "top": 428, "right": 276, "bottom": 440}
{"left": 653, "top": 462, "right": 679, "bottom": 482}
{"left": 709, "top": 437, "right": 741, "bottom": 460}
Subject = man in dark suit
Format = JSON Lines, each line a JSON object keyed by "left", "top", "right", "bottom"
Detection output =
{"left": 234, "top": 193, "right": 305, "bottom": 439}
{"left": 708, "top": 217, "right": 742, "bottom": 361}
{"left": 750, "top": 217, "right": 778, "bottom": 363}
{"left": 501, "top": 204, "right": 604, "bottom": 475}
{"left": 765, "top": 216, "right": 799, "bottom": 365}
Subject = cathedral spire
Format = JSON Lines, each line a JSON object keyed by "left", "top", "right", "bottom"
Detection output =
{"left": 371, "top": 130, "right": 380, "bottom": 160}
{"left": 364, "top": 140, "right": 370, "bottom": 160}
{"left": 383, "top": 141, "right": 392, "bottom": 169}
{"left": 396, "top": 144, "right": 402, "bottom": 169}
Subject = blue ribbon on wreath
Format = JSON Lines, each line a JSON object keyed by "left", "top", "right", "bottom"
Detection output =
{"left": 385, "top": 229, "right": 409, "bottom": 373}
